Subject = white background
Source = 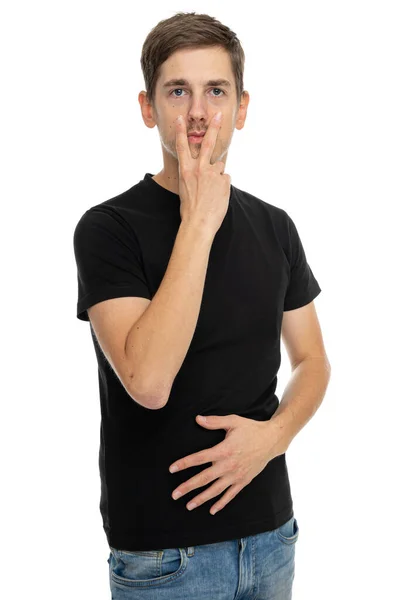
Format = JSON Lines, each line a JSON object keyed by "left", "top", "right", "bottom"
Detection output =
{"left": 1, "top": 1, "right": 399, "bottom": 598}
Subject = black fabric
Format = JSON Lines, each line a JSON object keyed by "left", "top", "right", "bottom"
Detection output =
{"left": 73, "top": 173, "right": 321, "bottom": 551}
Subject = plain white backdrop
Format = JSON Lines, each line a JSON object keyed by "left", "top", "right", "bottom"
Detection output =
{"left": 1, "top": 1, "right": 399, "bottom": 598}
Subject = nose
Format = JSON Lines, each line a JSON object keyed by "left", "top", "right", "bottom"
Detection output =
{"left": 186, "top": 92, "right": 208, "bottom": 126}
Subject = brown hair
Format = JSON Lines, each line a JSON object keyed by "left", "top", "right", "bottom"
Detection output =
{"left": 140, "top": 12, "right": 245, "bottom": 110}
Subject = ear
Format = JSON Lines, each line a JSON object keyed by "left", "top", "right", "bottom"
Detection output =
{"left": 235, "top": 91, "right": 250, "bottom": 131}
{"left": 138, "top": 91, "right": 157, "bottom": 129}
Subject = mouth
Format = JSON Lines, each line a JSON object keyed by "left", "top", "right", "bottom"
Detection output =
{"left": 188, "top": 133, "right": 206, "bottom": 144}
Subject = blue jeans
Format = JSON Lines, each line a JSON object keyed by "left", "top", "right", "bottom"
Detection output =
{"left": 107, "top": 515, "right": 299, "bottom": 599}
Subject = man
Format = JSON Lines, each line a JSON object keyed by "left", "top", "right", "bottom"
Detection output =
{"left": 73, "top": 11, "right": 331, "bottom": 599}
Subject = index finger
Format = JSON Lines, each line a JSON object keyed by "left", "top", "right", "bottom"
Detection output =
{"left": 199, "top": 111, "right": 222, "bottom": 165}
{"left": 175, "top": 115, "right": 191, "bottom": 169}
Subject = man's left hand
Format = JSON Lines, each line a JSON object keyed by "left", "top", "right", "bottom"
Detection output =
{"left": 169, "top": 414, "right": 281, "bottom": 515}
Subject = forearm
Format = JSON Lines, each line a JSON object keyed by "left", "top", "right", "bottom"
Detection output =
{"left": 268, "top": 357, "right": 331, "bottom": 456}
{"left": 125, "top": 221, "right": 214, "bottom": 408}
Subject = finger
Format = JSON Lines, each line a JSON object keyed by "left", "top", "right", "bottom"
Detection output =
{"left": 185, "top": 476, "right": 232, "bottom": 510}
{"left": 199, "top": 111, "right": 222, "bottom": 166}
{"left": 209, "top": 482, "right": 243, "bottom": 515}
{"left": 175, "top": 115, "right": 191, "bottom": 169}
{"left": 169, "top": 447, "right": 218, "bottom": 472}
{"left": 172, "top": 465, "right": 217, "bottom": 499}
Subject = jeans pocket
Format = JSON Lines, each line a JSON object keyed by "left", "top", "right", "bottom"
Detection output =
{"left": 109, "top": 546, "right": 188, "bottom": 588}
{"left": 275, "top": 516, "right": 300, "bottom": 545}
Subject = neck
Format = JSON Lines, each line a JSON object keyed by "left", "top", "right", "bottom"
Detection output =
{"left": 152, "top": 145, "right": 228, "bottom": 195}
{"left": 151, "top": 169, "right": 179, "bottom": 195}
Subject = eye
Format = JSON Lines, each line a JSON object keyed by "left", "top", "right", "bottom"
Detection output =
{"left": 211, "top": 88, "right": 225, "bottom": 97}
{"left": 170, "top": 88, "right": 225, "bottom": 98}
{"left": 170, "top": 88, "right": 186, "bottom": 97}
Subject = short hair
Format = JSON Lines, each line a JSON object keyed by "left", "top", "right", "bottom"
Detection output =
{"left": 140, "top": 11, "right": 245, "bottom": 109}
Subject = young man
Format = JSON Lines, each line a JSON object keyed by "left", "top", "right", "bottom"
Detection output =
{"left": 73, "top": 11, "right": 331, "bottom": 599}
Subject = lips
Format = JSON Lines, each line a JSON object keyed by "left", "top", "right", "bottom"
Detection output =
{"left": 188, "top": 131, "right": 206, "bottom": 137}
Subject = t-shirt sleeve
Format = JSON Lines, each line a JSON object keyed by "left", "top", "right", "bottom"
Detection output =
{"left": 283, "top": 212, "right": 322, "bottom": 311}
{"left": 73, "top": 206, "right": 151, "bottom": 322}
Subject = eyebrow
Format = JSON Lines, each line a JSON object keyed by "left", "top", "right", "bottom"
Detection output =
{"left": 162, "top": 78, "right": 232, "bottom": 89}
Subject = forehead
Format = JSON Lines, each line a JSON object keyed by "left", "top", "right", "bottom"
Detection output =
{"left": 158, "top": 46, "right": 233, "bottom": 84}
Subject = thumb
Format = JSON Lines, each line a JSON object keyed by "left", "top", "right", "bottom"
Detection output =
{"left": 196, "top": 414, "right": 235, "bottom": 431}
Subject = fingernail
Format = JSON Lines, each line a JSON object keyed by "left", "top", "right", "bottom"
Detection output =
{"left": 170, "top": 465, "right": 178, "bottom": 473}
{"left": 215, "top": 111, "right": 222, "bottom": 121}
{"left": 177, "top": 115, "right": 183, "bottom": 122}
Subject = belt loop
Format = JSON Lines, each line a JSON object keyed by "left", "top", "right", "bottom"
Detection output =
{"left": 186, "top": 546, "right": 195, "bottom": 557}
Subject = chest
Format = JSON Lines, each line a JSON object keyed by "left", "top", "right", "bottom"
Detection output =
{"left": 139, "top": 207, "right": 289, "bottom": 346}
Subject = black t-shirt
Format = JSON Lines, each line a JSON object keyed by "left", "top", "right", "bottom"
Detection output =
{"left": 73, "top": 172, "right": 321, "bottom": 551}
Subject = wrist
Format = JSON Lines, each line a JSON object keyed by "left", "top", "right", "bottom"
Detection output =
{"left": 267, "top": 415, "right": 292, "bottom": 457}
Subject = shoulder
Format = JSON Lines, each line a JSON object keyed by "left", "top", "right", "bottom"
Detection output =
{"left": 73, "top": 202, "right": 140, "bottom": 262}
{"left": 232, "top": 183, "right": 289, "bottom": 223}
{"left": 231, "top": 183, "right": 292, "bottom": 246}
{"left": 75, "top": 181, "right": 143, "bottom": 225}
{"left": 73, "top": 186, "right": 141, "bottom": 240}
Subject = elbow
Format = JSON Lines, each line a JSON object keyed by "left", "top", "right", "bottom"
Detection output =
{"left": 127, "top": 374, "right": 170, "bottom": 410}
{"left": 325, "top": 355, "right": 332, "bottom": 375}
{"left": 130, "top": 391, "right": 168, "bottom": 410}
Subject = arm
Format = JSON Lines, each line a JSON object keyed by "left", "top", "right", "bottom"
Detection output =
{"left": 125, "top": 112, "right": 229, "bottom": 409}
{"left": 269, "top": 301, "right": 331, "bottom": 454}
{"left": 269, "top": 356, "right": 331, "bottom": 455}
{"left": 125, "top": 221, "right": 214, "bottom": 408}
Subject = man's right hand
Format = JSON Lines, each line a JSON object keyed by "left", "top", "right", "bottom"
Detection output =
{"left": 175, "top": 111, "right": 232, "bottom": 236}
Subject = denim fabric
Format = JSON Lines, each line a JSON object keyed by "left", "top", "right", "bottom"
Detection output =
{"left": 107, "top": 515, "right": 299, "bottom": 599}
